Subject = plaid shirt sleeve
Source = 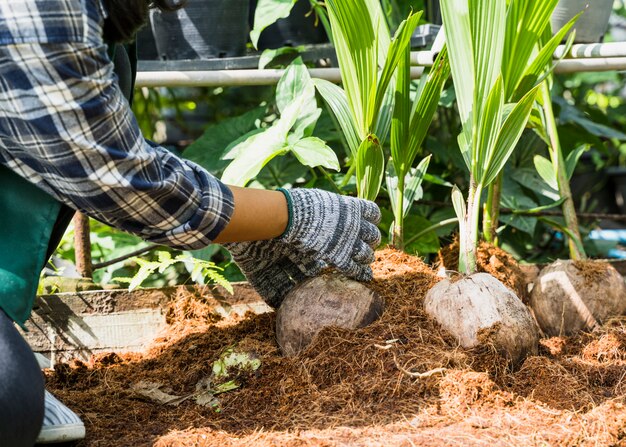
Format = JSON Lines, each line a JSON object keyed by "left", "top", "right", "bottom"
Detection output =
{"left": 0, "top": 0, "right": 234, "bottom": 250}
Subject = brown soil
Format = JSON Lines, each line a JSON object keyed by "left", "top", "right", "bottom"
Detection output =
{"left": 45, "top": 248, "right": 626, "bottom": 447}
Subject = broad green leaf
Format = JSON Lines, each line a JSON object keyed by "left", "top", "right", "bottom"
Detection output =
{"left": 313, "top": 79, "right": 361, "bottom": 156}
{"left": 557, "top": 98, "right": 626, "bottom": 140}
{"left": 404, "top": 215, "right": 441, "bottom": 255}
{"left": 288, "top": 108, "right": 322, "bottom": 144}
{"left": 250, "top": 0, "right": 297, "bottom": 49}
{"left": 277, "top": 58, "right": 321, "bottom": 141}
{"left": 512, "top": 167, "right": 560, "bottom": 201}
{"left": 276, "top": 57, "right": 312, "bottom": 114}
{"left": 258, "top": 46, "right": 304, "bottom": 69}
{"left": 222, "top": 128, "right": 267, "bottom": 161}
{"left": 221, "top": 125, "right": 289, "bottom": 186}
{"left": 483, "top": 85, "right": 540, "bottom": 185}
{"left": 500, "top": 213, "right": 537, "bottom": 235}
{"left": 533, "top": 154, "right": 558, "bottom": 190}
{"left": 565, "top": 144, "right": 589, "bottom": 180}
{"left": 290, "top": 137, "right": 340, "bottom": 171}
{"left": 254, "top": 156, "right": 308, "bottom": 189}
{"left": 356, "top": 135, "right": 385, "bottom": 200}
{"left": 183, "top": 107, "right": 265, "bottom": 173}
{"left": 275, "top": 91, "right": 312, "bottom": 136}
{"left": 501, "top": 175, "right": 538, "bottom": 211}
{"left": 441, "top": 0, "right": 474, "bottom": 125}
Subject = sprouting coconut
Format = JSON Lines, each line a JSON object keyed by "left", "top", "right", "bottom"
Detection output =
{"left": 529, "top": 260, "right": 626, "bottom": 336}
{"left": 422, "top": 0, "right": 570, "bottom": 367}
{"left": 276, "top": 274, "right": 384, "bottom": 356}
{"left": 424, "top": 273, "right": 538, "bottom": 365}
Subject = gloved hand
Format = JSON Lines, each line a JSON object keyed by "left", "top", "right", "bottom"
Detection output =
{"left": 278, "top": 188, "right": 381, "bottom": 281}
{"left": 224, "top": 240, "right": 325, "bottom": 308}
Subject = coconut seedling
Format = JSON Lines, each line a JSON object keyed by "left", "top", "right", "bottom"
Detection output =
{"left": 313, "top": 0, "right": 421, "bottom": 201}
{"left": 277, "top": 0, "right": 422, "bottom": 355}
{"left": 424, "top": 0, "right": 542, "bottom": 366}
{"left": 387, "top": 44, "right": 450, "bottom": 249}
{"left": 481, "top": 0, "right": 581, "bottom": 246}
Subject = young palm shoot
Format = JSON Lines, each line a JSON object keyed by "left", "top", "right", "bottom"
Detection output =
{"left": 424, "top": 0, "right": 540, "bottom": 367}
{"left": 388, "top": 47, "right": 450, "bottom": 248}
{"left": 275, "top": 1, "right": 422, "bottom": 355}
{"left": 481, "top": 0, "right": 580, "bottom": 246}
{"left": 314, "top": 0, "right": 421, "bottom": 201}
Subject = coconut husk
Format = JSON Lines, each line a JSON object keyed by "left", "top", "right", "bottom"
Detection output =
{"left": 44, "top": 249, "right": 626, "bottom": 447}
{"left": 530, "top": 259, "right": 626, "bottom": 336}
{"left": 437, "top": 237, "right": 529, "bottom": 302}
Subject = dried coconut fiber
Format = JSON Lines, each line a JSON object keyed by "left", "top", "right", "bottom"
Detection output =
{"left": 43, "top": 249, "right": 626, "bottom": 447}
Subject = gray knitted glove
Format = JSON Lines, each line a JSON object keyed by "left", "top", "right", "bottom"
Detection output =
{"left": 224, "top": 240, "right": 325, "bottom": 308}
{"left": 278, "top": 188, "right": 381, "bottom": 281}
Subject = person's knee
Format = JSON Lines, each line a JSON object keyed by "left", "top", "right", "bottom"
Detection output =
{"left": 0, "top": 311, "right": 45, "bottom": 446}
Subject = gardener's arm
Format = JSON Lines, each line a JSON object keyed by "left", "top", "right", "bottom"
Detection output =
{"left": 0, "top": 38, "right": 293, "bottom": 248}
{"left": 213, "top": 187, "right": 288, "bottom": 243}
{"left": 0, "top": 37, "right": 380, "bottom": 282}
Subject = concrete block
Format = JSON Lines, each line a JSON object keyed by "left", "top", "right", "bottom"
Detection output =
{"left": 21, "top": 284, "right": 269, "bottom": 365}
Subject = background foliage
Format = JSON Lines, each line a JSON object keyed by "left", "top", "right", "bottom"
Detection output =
{"left": 51, "top": 1, "right": 626, "bottom": 289}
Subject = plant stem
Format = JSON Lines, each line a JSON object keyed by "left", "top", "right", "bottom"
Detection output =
{"left": 391, "top": 174, "right": 405, "bottom": 249}
{"left": 459, "top": 177, "right": 482, "bottom": 275}
{"left": 340, "top": 163, "right": 357, "bottom": 188}
{"left": 540, "top": 82, "right": 586, "bottom": 260}
{"left": 483, "top": 173, "right": 502, "bottom": 246}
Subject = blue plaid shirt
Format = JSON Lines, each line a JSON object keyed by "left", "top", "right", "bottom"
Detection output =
{"left": 0, "top": 0, "right": 234, "bottom": 249}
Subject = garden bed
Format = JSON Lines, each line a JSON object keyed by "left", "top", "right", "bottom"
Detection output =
{"left": 43, "top": 248, "right": 626, "bottom": 447}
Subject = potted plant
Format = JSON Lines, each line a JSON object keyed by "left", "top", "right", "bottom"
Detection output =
{"left": 552, "top": 0, "right": 614, "bottom": 43}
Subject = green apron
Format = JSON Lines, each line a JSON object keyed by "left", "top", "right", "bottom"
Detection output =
{"left": 0, "top": 42, "right": 136, "bottom": 328}
{"left": 0, "top": 169, "right": 62, "bottom": 327}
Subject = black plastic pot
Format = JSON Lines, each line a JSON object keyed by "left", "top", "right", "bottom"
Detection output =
{"left": 551, "top": 0, "right": 613, "bottom": 43}
{"left": 250, "top": 0, "right": 327, "bottom": 50}
{"left": 135, "top": 24, "right": 159, "bottom": 61}
{"left": 151, "top": 0, "right": 250, "bottom": 60}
